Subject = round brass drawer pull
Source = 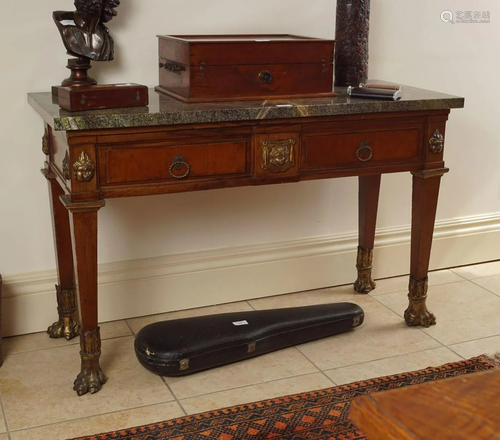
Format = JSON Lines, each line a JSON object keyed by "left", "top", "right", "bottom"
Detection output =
{"left": 356, "top": 141, "right": 373, "bottom": 162}
{"left": 169, "top": 154, "right": 190, "bottom": 179}
{"left": 258, "top": 70, "right": 273, "bottom": 84}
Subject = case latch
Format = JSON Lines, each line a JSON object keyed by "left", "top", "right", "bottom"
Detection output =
{"left": 247, "top": 342, "right": 257, "bottom": 353}
{"left": 179, "top": 358, "right": 190, "bottom": 371}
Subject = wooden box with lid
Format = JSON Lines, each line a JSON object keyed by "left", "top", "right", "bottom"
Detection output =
{"left": 155, "top": 34, "right": 336, "bottom": 102}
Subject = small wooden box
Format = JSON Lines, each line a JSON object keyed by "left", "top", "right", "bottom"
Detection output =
{"left": 58, "top": 83, "right": 149, "bottom": 111}
{"left": 156, "top": 34, "right": 336, "bottom": 102}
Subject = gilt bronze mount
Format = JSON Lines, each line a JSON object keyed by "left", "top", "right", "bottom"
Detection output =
{"left": 73, "top": 151, "right": 96, "bottom": 182}
{"left": 47, "top": 285, "right": 79, "bottom": 340}
{"left": 261, "top": 138, "right": 296, "bottom": 173}
{"left": 354, "top": 247, "right": 376, "bottom": 293}
{"left": 63, "top": 151, "right": 71, "bottom": 181}
{"left": 404, "top": 276, "right": 436, "bottom": 327}
{"left": 42, "top": 127, "right": 51, "bottom": 155}
{"left": 429, "top": 129, "right": 444, "bottom": 154}
{"left": 74, "top": 327, "right": 107, "bottom": 395}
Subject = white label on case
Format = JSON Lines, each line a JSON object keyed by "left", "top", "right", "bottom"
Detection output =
{"left": 232, "top": 320, "right": 249, "bottom": 326}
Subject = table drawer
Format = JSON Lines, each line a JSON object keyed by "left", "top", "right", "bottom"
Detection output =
{"left": 302, "top": 127, "right": 423, "bottom": 171}
{"left": 102, "top": 139, "right": 249, "bottom": 185}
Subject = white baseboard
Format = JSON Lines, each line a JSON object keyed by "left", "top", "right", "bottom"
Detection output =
{"left": 2, "top": 213, "right": 500, "bottom": 337}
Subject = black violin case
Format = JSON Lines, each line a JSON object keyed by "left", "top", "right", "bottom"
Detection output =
{"left": 134, "top": 302, "right": 364, "bottom": 376}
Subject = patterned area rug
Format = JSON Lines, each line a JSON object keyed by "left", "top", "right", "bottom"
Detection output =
{"left": 71, "top": 355, "right": 499, "bottom": 440}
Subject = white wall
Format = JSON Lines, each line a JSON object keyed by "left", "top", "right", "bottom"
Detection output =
{"left": 1, "top": 0, "right": 499, "bottom": 336}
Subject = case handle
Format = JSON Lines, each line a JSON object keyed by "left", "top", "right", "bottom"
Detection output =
{"left": 159, "top": 61, "right": 185, "bottom": 74}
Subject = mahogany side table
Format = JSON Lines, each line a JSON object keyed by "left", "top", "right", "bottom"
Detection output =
{"left": 28, "top": 85, "right": 464, "bottom": 395}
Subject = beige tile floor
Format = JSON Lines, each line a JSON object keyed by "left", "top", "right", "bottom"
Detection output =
{"left": 1, "top": 261, "right": 500, "bottom": 439}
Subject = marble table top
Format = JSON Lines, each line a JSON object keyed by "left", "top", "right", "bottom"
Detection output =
{"left": 28, "top": 84, "right": 464, "bottom": 131}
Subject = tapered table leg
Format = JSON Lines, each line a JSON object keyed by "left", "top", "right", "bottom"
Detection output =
{"left": 354, "top": 175, "right": 381, "bottom": 294}
{"left": 42, "top": 169, "right": 79, "bottom": 341}
{"left": 405, "top": 168, "right": 449, "bottom": 327}
{"left": 62, "top": 196, "right": 106, "bottom": 396}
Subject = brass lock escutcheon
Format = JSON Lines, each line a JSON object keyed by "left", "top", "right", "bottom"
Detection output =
{"left": 258, "top": 70, "right": 273, "bottom": 84}
{"left": 356, "top": 140, "right": 373, "bottom": 162}
{"left": 169, "top": 154, "right": 190, "bottom": 179}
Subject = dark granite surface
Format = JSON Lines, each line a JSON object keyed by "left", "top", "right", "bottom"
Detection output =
{"left": 28, "top": 84, "right": 464, "bottom": 131}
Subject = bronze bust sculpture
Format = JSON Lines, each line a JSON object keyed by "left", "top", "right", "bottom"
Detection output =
{"left": 52, "top": 0, "right": 120, "bottom": 91}
{"left": 54, "top": 0, "right": 120, "bottom": 61}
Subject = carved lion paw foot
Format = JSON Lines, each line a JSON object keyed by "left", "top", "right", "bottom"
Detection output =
{"left": 47, "top": 319, "right": 79, "bottom": 341}
{"left": 354, "top": 277, "right": 376, "bottom": 294}
{"left": 73, "top": 369, "right": 107, "bottom": 396}
{"left": 404, "top": 307, "right": 436, "bottom": 328}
